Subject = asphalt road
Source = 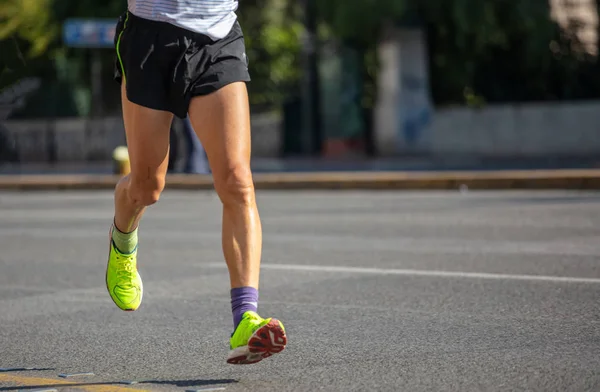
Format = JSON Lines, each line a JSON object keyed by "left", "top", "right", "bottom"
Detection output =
{"left": 1, "top": 190, "right": 599, "bottom": 392}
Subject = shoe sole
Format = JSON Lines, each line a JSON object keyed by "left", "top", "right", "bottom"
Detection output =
{"left": 227, "top": 319, "right": 287, "bottom": 365}
{"left": 106, "top": 226, "right": 142, "bottom": 312}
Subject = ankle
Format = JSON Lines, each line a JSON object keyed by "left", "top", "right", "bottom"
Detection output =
{"left": 112, "top": 224, "right": 139, "bottom": 254}
{"left": 231, "top": 286, "right": 259, "bottom": 329}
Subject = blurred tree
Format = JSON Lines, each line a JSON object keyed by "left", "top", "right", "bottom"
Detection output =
{"left": 2, "top": 0, "right": 600, "bottom": 117}
{"left": 0, "top": 0, "right": 57, "bottom": 98}
{"left": 316, "top": 0, "right": 407, "bottom": 109}
{"left": 0, "top": 0, "right": 304, "bottom": 115}
{"left": 420, "top": 0, "right": 600, "bottom": 105}
{"left": 0, "top": 0, "right": 57, "bottom": 57}
{"left": 237, "top": 0, "right": 304, "bottom": 109}
{"left": 0, "top": 0, "right": 124, "bottom": 117}
{"left": 317, "top": 0, "right": 406, "bottom": 47}
{"left": 316, "top": 0, "right": 600, "bottom": 106}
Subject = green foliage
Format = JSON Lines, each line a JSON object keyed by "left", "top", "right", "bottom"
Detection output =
{"left": 0, "top": 0, "right": 58, "bottom": 57}
{"left": 421, "top": 0, "right": 600, "bottom": 105}
{"left": 2, "top": 0, "right": 600, "bottom": 117}
{"left": 315, "top": 0, "right": 600, "bottom": 107}
{"left": 0, "top": 0, "right": 304, "bottom": 115}
{"left": 317, "top": 0, "right": 406, "bottom": 46}
{"left": 238, "top": 0, "right": 303, "bottom": 108}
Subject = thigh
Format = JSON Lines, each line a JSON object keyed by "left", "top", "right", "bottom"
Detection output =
{"left": 120, "top": 81, "right": 173, "bottom": 182}
{"left": 187, "top": 82, "right": 251, "bottom": 184}
{"left": 114, "top": 13, "right": 174, "bottom": 180}
{"left": 186, "top": 22, "right": 252, "bottom": 180}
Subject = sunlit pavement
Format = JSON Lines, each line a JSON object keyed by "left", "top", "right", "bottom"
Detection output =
{"left": 1, "top": 190, "right": 599, "bottom": 391}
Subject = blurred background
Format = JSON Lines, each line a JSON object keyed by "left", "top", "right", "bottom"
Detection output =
{"left": 1, "top": 0, "right": 600, "bottom": 174}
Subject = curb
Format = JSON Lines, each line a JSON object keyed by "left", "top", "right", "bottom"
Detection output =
{"left": 1, "top": 170, "right": 600, "bottom": 190}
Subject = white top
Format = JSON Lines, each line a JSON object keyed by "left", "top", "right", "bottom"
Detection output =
{"left": 127, "top": 0, "right": 238, "bottom": 40}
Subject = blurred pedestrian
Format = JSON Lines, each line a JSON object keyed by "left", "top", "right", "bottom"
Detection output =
{"left": 168, "top": 117, "right": 209, "bottom": 174}
{"left": 181, "top": 116, "right": 209, "bottom": 174}
{"left": 167, "top": 121, "right": 178, "bottom": 173}
{"left": 0, "top": 123, "right": 17, "bottom": 163}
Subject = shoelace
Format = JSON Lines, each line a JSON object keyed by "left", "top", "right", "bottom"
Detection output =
{"left": 114, "top": 254, "right": 136, "bottom": 281}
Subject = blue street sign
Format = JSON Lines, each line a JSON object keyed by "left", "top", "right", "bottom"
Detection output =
{"left": 63, "top": 19, "right": 117, "bottom": 48}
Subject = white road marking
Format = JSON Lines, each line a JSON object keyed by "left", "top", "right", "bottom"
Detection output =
{"left": 205, "top": 262, "right": 600, "bottom": 284}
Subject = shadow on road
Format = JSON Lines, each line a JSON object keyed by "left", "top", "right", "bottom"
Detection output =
{"left": 0, "top": 368, "right": 55, "bottom": 373}
{"left": 141, "top": 378, "right": 238, "bottom": 387}
{"left": 0, "top": 378, "right": 238, "bottom": 391}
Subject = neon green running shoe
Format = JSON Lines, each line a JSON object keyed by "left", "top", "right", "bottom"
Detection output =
{"left": 105, "top": 228, "right": 143, "bottom": 311}
{"left": 227, "top": 311, "right": 287, "bottom": 365}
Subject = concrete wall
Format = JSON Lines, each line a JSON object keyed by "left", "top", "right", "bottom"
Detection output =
{"left": 1, "top": 112, "right": 282, "bottom": 163}
{"left": 431, "top": 101, "right": 600, "bottom": 158}
{"left": 3, "top": 102, "right": 600, "bottom": 163}
{"left": 372, "top": 25, "right": 600, "bottom": 160}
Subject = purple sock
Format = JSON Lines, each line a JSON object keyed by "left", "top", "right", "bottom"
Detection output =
{"left": 231, "top": 287, "right": 259, "bottom": 329}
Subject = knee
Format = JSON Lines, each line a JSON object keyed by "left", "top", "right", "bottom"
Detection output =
{"left": 128, "top": 175, "right": 165, "bottom": 207}
{"left": 214, "top": 164, "right": 255, "bottom": 206}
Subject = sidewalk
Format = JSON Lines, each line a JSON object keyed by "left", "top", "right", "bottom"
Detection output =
{"left": 1, "top": 156, "right": 600, "bottom": 175}
{"left": 1, "top": 157, "right": 600, "bottom": 190}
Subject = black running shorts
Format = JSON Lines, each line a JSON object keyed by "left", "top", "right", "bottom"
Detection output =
{"left": 113, "top": 11, "right": 251, "bottom": 119}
